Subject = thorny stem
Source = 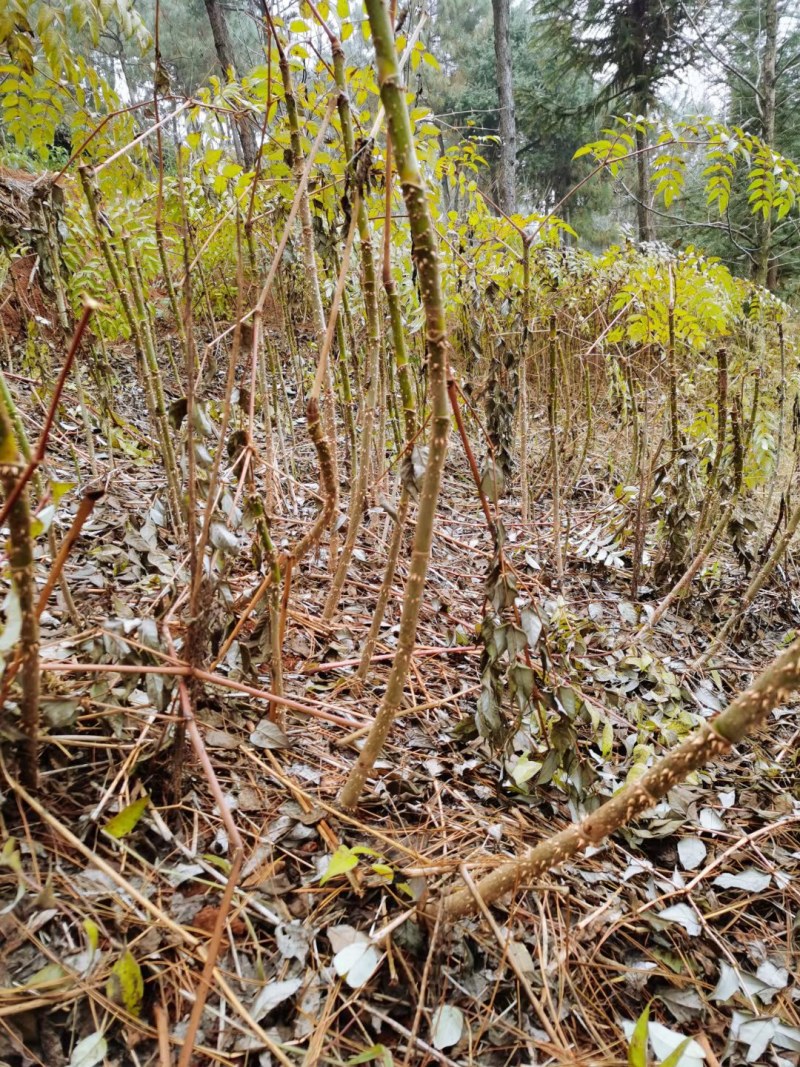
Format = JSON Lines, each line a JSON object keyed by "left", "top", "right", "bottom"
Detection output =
{"left": 694, "top": 492, "right": 800, "bottom": 669}
{"left": 449, "top": 377, "right": 548, "bottom": 736}
{"left": 338, "top": 0, "right": 451, "bottom": 811}
{"left": 354, "top": 131, "right": 420, "bottom": 681}
{"left": 548, "top": 317, "right": 563, "bottom": 581}
{"left": 250, "top": 492, "right": 284, "bottom": 727}
{"left": 0, "top": 402, "right": 38, "bottom": 790}
{"left": 195, "top": 224, "right": 247, "bottom": 569}
{"left": 309, "top": 194, "right": 361, "bottom": 408}
{"left": 334, "top": 302, "right": 358, "bottom": 464}
{"left": 205, "top": 97, "right": 339, "bottom": 671}
{"left": 37, "top": 488, "right": 103, "bottom": 615}
{"left": 636, "top": 496, "right": 738, "bottom": 641}
{"left": 759, "top": 322, "right": 785, "bottom": 542}
{"left": 0, "top": 366, "right": 81, "bottom": 625}
{"left": 567, "top": 363, "right": 593, "bottom": 501}
{"left": 80, "top": 164, "right": 181, "bottom": 524}
{"left": 323, "top": 34, "right": 384, "bottom": 620}
{"left": 448, "top": 377, "right": 496, "bottom": 535}
{"left": 0, "top": 303, "right": 95, "bottom": 531}
{"left": 266, "top": 5, "right": 340, "bottom": 506}
{"left": 120, "top": 233, "right": 183, "bottom": 532}
{"left": 383, "top": 139, "right": 417, "bottom": 443}
{"left": 354, "top": 490, "right": 411, "bottom": 683}
{"left": 441, "top": 633, "right": 800, "bottom": 917}
{"left": 695, "top": 346, "right": 728, "bottom": 547}
{"left": 153, "top": 10, "right": 187, "bottom": 354}
{"left": 161, "top": 615, "right": 246, "bottom": 1067}
{"left": 519, "top": 238, "right": 531, "bottom": 523}
{"left": 667, "top": 263, "right": 679, "bottom": 458}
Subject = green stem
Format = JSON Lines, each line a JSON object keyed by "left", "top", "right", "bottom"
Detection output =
{"left": 274, "top": 27, "right": 338, "bottom": 483}
{"left": 323, "top": 41, "right": 382, "bottom": 620}
{"left": 695, "top": 346, "right": 728, "bottom": 547}
{"left": 250, "top": 494, "right": 284, "bottom": 727}
{"left": 355, "top": 489, "right": 410, "bottom": 683}
{"left": 548, "top": 317, "right": 563, "bottom": 580}
{"left": 120, "top": 234, "right": 183, "bottom": 532}
{"left": 0, "top": 401, "right": 38, "bottom": 790}
{"left": 355, "top": 133, "right": 419, "bottom": 682}
{"left": 519, "top": 241, "right": 531, "bottom": 523}
{"left": 335, "top": 308, "right": 357, "bottom": 467}
{"left": 338, "top": 0, "right": 450, "bottom": 811}
{"left": 156, "top": 219, "right": 187, "bottom": 349}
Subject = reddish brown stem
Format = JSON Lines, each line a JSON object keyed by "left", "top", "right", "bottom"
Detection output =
{"left": 447, "top": 376, "right": 496, "bottom": 534}
{"left": 37, "top": 488, "right": 103, "bottom": 616}
{"left": 0, "top": 302, "right": 95, "bottom": 531}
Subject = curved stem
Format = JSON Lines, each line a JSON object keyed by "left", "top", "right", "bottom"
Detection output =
{"left": 338, "top": 0, "right": 450, "bottom": 811}
{"left": 441, "top": 633, "right": 800, "bottom": 918}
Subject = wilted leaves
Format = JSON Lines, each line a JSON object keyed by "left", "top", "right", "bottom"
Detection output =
{"left": 328, "top": 926, "right": 382, "bottom": 990}
{"left": 430, "top": 1004, "right": 464, "bottom": 1050}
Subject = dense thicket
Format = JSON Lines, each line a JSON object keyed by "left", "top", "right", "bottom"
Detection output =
{"left": 0, "top": 2, "right": 799, "bottom": 1065}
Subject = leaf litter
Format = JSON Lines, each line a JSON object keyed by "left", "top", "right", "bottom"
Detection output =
{"left": 0, "top": 342, "right": 798, "bottom": 1067}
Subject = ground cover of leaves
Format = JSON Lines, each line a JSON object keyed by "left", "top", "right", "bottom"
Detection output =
{"left": 1, "top": 333, "right": 799, "bottom": 1067}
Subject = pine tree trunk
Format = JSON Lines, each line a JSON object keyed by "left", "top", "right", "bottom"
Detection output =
{"left": 491, "top": 0, "right": 516, "bottom": 215}
{"left": 754, "top": 0, "right": 778, "bottom": 288}
{"left": 203, "top": 0, "right": 258, "bottom": 170}
{"left": 634, "top": 96, "right": 655, "bottom": 243}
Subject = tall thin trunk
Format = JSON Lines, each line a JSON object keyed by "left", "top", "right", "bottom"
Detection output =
{"left": 634, "top": 94, "right": 655, "bottom": 243}
{"left": 491, "top": 0, "right": 516, "bottom": 215}
{"left": 754, "top": 0, "right": 778, "bottom": 288}
{"left": 203, "top": 0, "right": 258, "bottom": 170}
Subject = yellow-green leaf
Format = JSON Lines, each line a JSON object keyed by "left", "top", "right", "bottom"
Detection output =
{"left": 1, "top": 836, "right": 25, "bottom": 910}
{"left": 102, "top": 795, "right": 149, "bottom": 839}
{"left": 0, "top": 430, "right": 18, "bottom": 463}
{"left": 107, "top": 949, "right": 143, "bottom": 1017}
{"left": 659, "top": 1038, "right": 693, "bottom": 1067}
{"left": 319, "top": 844, "right": 359, "bottom": 885}
{"left": 25, "top": 962, "right": 68, "bottom": 988}
{"left": 370, "top": 863, "right": 394, "bottom": 881}
{"left": 601, "top": 720, "right": 614, "bottom": 759}
{"left": 201, "top": 853, "right": 231, "bottom": 874}
{"left": 49, "top": 480, "right": 75, "bottom": 504}
{"left": 628, "top": 1003, "right": 649, "bottom": 1067}
{"left": 83, "top": 918, "right": 100, "bottom": 954}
